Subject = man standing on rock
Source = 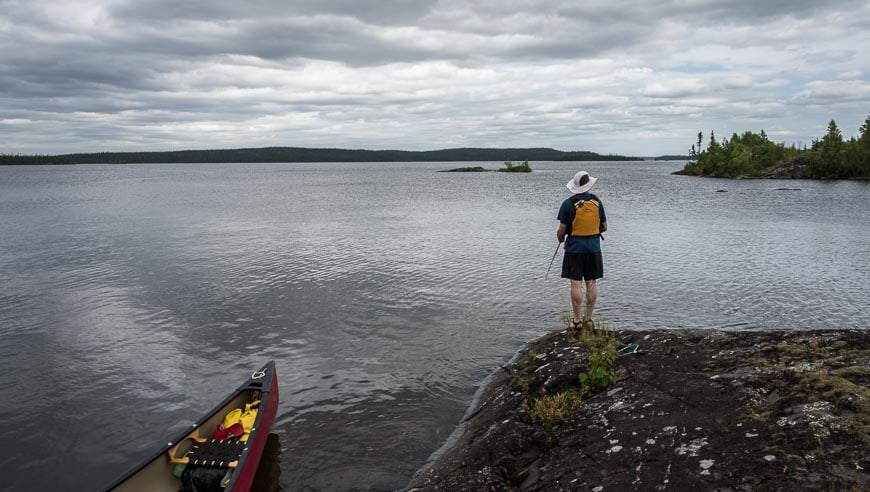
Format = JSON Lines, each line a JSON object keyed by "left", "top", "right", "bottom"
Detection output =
{"left": 557, "top": 171, "right": 607, "bottom": 331}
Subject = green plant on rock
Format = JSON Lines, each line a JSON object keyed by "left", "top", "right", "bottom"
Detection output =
{"left": 579, "top": 349, "right": 617, "bottom": 392}
{"left": 578, "top": 329, "right": 618, "bottom": 394}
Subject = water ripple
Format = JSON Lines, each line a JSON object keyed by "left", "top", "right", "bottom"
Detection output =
{"left": 0, "top": 162, "right": 868, "bottom": 490}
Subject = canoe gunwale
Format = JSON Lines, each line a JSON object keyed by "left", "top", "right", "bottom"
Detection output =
{"left": 224, "top": 361, "right": 280, "bottom": 490}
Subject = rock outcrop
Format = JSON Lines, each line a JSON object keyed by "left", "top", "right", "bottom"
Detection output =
{"left": 753, "top": 155, "right": 808, "bottom": 179}
{"left": 407, "top": 329, "right": 869, "bottom": 491}
{"left": 439, "top": 166, "right": 489, "bottom": 172}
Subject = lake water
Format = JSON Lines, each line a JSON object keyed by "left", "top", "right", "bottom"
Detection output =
{"left": 0, "top": 161, "right": 868, "bottom": 491}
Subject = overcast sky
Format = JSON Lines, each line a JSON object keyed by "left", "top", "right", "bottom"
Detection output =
{"left": 2, "top": 0, "right": 870, "bottom": 156}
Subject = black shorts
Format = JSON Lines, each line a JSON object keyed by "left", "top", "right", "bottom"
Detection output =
{"left": 561, "top": 252, "right": 603, "bottom": 281}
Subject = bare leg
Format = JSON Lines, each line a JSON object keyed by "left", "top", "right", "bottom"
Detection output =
{"left": 584, "top": 279, "right": 598, "bottom": 323}
{"left": 570, "top": 279, "right": 584, "bottom": 324}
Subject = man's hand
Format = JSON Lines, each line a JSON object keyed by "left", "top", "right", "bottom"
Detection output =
{"left": 557, "top": 223, "right": 567, "bottom": 243}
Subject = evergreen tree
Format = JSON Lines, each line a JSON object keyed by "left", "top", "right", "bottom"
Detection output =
{"left": 859, "top": 112, "right": 870, "bottom": 148}
{"left": 821, "top": 119, "right": 844, "bottom": 148}
{"left": 810, "top": 119, "right": 845, "bottom": 177}
{"left": 856, "top": 112, "right": 870, "bottom": 176}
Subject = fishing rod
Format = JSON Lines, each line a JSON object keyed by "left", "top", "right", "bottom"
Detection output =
{"left": 545, "top": 241, "right": 562, "bottom": 280}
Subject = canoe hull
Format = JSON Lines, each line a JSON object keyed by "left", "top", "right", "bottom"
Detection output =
{"left": 102, "top": 361, "right": 279, "bottom": 492}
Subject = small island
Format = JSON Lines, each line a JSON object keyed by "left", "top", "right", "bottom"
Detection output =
{"left": 439, "top": 166, "right": 488, "bottom": 172}
{"left": 674, "top": 112, "right": 870, "bottom": 179}
{"left": 441, "top": 161, "right": 533, "bottom": 173}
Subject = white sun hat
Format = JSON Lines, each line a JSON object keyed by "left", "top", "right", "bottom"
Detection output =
{"left": 566, "top": 171, "right": 598, "bottom": 194}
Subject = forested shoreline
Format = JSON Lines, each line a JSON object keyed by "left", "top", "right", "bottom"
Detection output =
{"left": 0, "top": 147, "right": 644, "bottom": 165}
{"left": 678, "top": 112, "right": 870, "bottom": 179}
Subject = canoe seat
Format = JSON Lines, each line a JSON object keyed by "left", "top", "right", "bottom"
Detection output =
{"left": 169, "top": 437, "right": 245, "bottom": 469}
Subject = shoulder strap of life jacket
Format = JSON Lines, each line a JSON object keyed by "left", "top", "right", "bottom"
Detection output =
{"left": 572, "top": 194, "right": 601, "bottom": 207}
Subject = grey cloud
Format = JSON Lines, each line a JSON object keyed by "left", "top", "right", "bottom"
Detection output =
{"left": 221, "top": 18, "right": 435, "bottom": 64}
{"left": 554, "top": 0, "right": 833, "bottom": 26}
{"left": 794, "top": 80, "right": 870, "bottom": 104}
{"left": 803, "top": 49, "right": 857, "bottom": 65}
{"left": 107, "top": 0, "right": 438, "bottom": 26}
{"left": 4, "top": 0, "right": 863, "bottom": 78}
{"left": 2, "top": 0, "right": 869, "bottom": 155}
{"left": 0, "top": 57, "right": 158, "bottom": 95}
{"left": 504, "top": 26, "right": 651, "bottom": 59}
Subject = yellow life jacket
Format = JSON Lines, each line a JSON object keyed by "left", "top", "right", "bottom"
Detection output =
{"left": 569, "top": 196, "right": 601, "bottom": 237}
{"left": 239, "top": 400, "right": 260, "bottom": 443}
{"left": 219, "top": 399, "right": 261, "bottom": 443}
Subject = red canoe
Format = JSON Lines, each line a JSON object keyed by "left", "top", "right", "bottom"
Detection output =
{"left": 102, "top": 361, "right": 279, "bottom": 492}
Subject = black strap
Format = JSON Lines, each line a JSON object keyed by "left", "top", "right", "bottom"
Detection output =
{"left": 187, "top": 439, "right": 245, "bottom": 468}
{"left": 572, "top": 195, "right": 600, "bottom": 208}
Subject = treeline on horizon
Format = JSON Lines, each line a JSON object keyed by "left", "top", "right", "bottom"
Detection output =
{"left": 0, "top": 147, "right": 647, "bottom": 165}
{"left": 681, "top": 112, "right": 870, "bottom": 179}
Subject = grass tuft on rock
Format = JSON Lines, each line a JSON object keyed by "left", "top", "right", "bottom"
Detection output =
{"left": 523, "top": 320, "right": 620, "bottom": 428}
{"left": 524, "top": 389, "right": 581, "bottom": 429}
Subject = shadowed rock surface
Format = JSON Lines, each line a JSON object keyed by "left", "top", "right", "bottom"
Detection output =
{"left": 753, "top": 155, "right": 808, "bottom": 179}
{"left": 407, "top": 329, "right": 869, "bottom": 491}
{"left": 439, "top": 166, "right": 489, "bottom": 172}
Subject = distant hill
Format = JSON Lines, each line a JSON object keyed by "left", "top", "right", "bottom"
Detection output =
{"left": 1, "top": 146, "right": 646, "bottom": 165}
{"left": 654, "top": 155, "right": 691, "bottom": 161}
{"left": 556, "top": 151, "right": 643, "bottom": 161}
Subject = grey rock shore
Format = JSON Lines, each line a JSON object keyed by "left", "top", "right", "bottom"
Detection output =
{"left": 407, "top": 328, "right": 869, "bottom": 491}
